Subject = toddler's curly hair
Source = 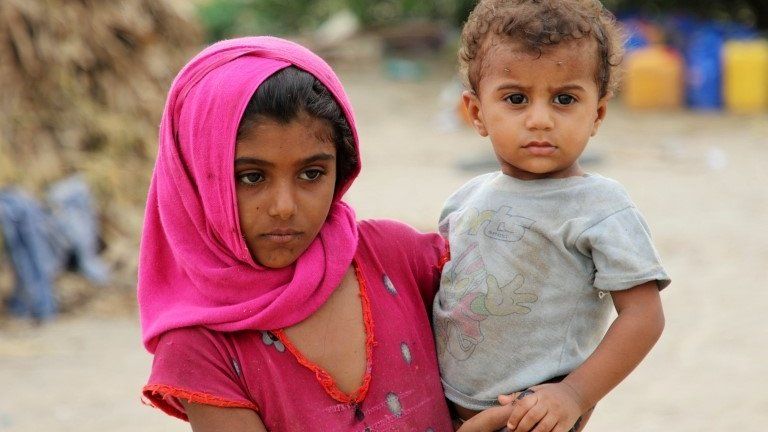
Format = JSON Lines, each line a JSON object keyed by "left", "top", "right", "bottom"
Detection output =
{"left": 459, "top": 0, "right": 625, "bottom": 98}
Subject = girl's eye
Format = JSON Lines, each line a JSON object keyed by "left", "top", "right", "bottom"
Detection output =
{"left": 554, "top": 94, "right": 576, "bottom": 105}
{"left": 238, "top": 172, "right": 263, "bottom": 185}
{"left": 299, "top": 169, "right": 325, "bottom": 181}
{"left": 506, "top": 94, "right": 527, "bottom": 105}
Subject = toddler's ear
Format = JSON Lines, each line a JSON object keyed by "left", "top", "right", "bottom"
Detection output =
{"left": 591, "top": 94, "right": 610, "bottom": 137}
{"left": 462, "top": 90, "right": 488, "bottom": 137}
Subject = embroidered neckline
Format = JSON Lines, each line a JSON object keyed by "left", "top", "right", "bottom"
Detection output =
{"left": 272, "top": 260, "right": 375, "bottom": 405}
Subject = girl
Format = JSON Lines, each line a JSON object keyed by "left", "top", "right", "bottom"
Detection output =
{"left": 137, "top": 37, "right": 453, "bottom": 431}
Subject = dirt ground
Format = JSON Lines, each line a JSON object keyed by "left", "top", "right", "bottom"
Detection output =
{"left": 1, "top": 59, "right": 767, "bottom": 431}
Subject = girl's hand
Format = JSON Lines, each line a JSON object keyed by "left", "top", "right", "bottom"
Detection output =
{"left": 455, "top": 404, "right": 515, "bottom": 432}
{"left": 498, "top": 383, "right": 583, "bottom": 432}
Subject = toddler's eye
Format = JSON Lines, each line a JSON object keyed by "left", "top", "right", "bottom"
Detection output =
{"left": 554, "top": 94, "right": 575, "bottom": 105}
{"left": 506, "top": 94, "right": 527, "bottom": 105}
{"left": 238, "top": 172, "right": 263, "bottom": 185}
{"left": 299, "top": 169, "right": 325, "bottom": 181}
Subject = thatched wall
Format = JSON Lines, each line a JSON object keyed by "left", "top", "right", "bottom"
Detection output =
{"left": 0, "top": 0, "right": 202, "bottom": 290}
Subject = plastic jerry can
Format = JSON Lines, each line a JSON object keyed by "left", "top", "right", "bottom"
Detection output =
{"left": 723, "top": 40, "right": 768, "bottom": 113}
{"left": 686, "top": 27, "right": 723, "bottom": 110}
{"left": 623, "top": 45, "right": 685, "bottom": 109}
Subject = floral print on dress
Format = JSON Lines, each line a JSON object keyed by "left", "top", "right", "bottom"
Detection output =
{"left": 261, "top": 331, "right": 285, "bottom": 352}
{"left": 382, "top": 274, "right": 397, "bottom": 295}
{"left": 400, "top": 342, "right": 412, "bottom": 365}
{"left": 386, "top": 392, "right": 403, "bottom": 418}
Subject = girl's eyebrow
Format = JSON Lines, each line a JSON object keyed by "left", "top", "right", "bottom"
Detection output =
{"left": 301, "top": 153, "right": 336, "bottom": 165}
{"left": 234, "top": 157, "right": 273, "bottom": 167}
{"left": 234, "top": 153, "right": 335, "bottom": 167}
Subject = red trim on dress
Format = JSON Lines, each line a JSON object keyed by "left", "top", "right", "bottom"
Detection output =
{"left": 272, "top": 260, "right": 374, "bottom": 405}
{"left": 438, "top": 242, "right": 451, "bottom": 270}
{"left": 142, "top": 384, "right": 259, "bottom": 421}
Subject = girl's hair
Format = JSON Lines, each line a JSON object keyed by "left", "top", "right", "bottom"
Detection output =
{"left": 459, "top": 0, "right": 625, "bottom": 98}
{"left": 237, "top": 66, "right": 358, "bottom": 188}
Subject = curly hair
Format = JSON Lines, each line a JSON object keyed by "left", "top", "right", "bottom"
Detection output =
{"left": 459, "top": 0, "right": 625, "bottom": 98}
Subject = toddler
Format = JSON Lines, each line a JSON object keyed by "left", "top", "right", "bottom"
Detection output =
{"left": 433, "top": 1, "right": 671, "bottom": 431}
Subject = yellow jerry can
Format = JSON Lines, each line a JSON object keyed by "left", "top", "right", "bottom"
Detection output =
{"left": 623, "top": 46, "right": 685, "bottom": 109}
{"left": 723, "top": 39, "right": 768, "bottom": 113}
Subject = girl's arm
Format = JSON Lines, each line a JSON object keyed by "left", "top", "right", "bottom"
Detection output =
{"left": 181, "top": 401, "right": 267, "bottom": 432}
{"left": 503, "top": 281, "right": 665, "bottom": 431}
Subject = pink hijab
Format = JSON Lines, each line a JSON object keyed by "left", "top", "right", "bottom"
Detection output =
{"left": 138, "top": 37, "right": 361, "bottom": 352}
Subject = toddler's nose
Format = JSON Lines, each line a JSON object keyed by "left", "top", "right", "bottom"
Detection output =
{"left": 525, "top": 102, "right": 554, "bottom": 131}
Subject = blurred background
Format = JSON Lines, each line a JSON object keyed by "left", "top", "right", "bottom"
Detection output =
{"left": 0, "top": 0, "right": 766, "bottom": 431}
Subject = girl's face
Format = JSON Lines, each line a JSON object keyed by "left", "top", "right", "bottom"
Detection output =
{"left": 235, "top": 113, "right": 337, "bottom": 268}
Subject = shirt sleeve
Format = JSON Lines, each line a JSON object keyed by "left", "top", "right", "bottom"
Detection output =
{"left": 409, "top": 228, "right": 449, "bottom": 309}
{"left": 358, "top": 219, "right": 447, "bottom": 310}
{"left": 576, "top": 206, "right": 671, "bottom": 292}
{"left": 142, "top": 327, "right": 258, "bottom": 421}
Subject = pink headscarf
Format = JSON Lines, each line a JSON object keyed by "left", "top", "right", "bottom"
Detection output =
{"left": 138, "top": 37, "right": 361, "bottom": 353}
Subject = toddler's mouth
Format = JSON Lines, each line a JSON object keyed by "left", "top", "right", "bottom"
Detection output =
{"left": 523, "top": 141, "right": 557, "bottom": 156}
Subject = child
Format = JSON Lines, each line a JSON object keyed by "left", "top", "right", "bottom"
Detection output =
{"left": 433, "top": 1, "right": 670, "bottom": 431}
{"left": 138, "top": 37, "right": 453, "bottom": 431}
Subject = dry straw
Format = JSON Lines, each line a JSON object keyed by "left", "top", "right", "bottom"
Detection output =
{"left": 0, "top": 0, "right": 202, "bottom": 292}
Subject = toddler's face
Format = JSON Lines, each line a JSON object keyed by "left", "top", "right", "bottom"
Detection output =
{"left": 234, "top": 114, "right": 337, "bottom": 268}
{"left": 465, "top": 38, "right": 608, "bottom": 180}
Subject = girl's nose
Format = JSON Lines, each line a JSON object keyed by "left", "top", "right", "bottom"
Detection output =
{"left": 525, "top": 102, "right": 555, "bottom": 131}
{"left": 267, "top": 182, "right": 297, "bottom": 220}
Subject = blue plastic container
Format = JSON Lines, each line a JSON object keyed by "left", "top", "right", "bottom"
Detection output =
{"left": 685, "top": 27, "right": 724, "bottom": 110}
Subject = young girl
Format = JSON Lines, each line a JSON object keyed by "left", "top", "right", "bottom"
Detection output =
{"left": 138, "top": 37, "right": 453, "bottom": 431}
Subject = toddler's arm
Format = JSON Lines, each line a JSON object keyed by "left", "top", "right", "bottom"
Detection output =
{"left": 501, "top": 281, "right": 664, "bottom": 432}
{"left": 182, "top": 401, "right": 267, "bottom": 432}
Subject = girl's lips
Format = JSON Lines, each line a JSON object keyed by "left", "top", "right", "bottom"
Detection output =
{"left": 262, "top": 230, "right": 302, "bottom": 244}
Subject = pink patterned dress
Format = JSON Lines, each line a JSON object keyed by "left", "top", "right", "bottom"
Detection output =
{"left": 143, "top": 220, "right": 453, "bottom": 431}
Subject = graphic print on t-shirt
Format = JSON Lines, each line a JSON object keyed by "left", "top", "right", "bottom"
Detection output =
{"left": 437, "top": 206, "right": 539, "bottom": 361}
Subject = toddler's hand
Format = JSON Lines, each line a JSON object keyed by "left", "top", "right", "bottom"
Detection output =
{"left": 498, "top": 383, "right": 583, "bottom": 432}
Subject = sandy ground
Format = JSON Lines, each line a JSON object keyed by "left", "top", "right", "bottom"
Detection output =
{"left": 1, "top": 59, "right": 767, "bottom": 431}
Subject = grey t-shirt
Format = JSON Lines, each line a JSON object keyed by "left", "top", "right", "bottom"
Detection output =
{"left": 434, "top": 172, "right": 670, "bottom": 410}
